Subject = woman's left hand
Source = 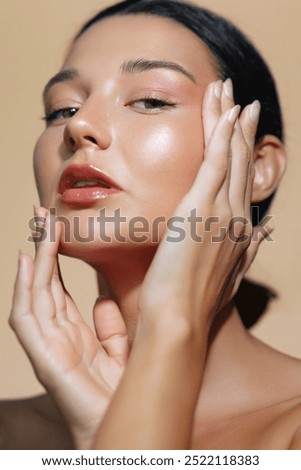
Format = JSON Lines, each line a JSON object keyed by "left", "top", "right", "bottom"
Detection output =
{"left": 93, "top": 79, "right": 272, "bottom": 449}
{"left": 137, "top": 79, "right": 269, "bottom": 337}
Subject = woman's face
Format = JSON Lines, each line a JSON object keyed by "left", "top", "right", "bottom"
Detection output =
{"left": 34, "top": 14, "right": 218, "bottom": 258}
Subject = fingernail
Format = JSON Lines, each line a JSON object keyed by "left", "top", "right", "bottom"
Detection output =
{"left": 224, "top": 78, "right": 233, "bottom": 99}
{"left": 248, "top": 100, "right": 261, "bottom": 122}
{"left": 35, "top": 207, "right": 47, "bottom": 218}
{"left": 228, "top": 105, "right": 241, "bottom": 124}
{"left": 35, "top": 208, "right": 48, "bottom": 226}
{"left": 214, "top": 80, "right": 223, "bottom": 99}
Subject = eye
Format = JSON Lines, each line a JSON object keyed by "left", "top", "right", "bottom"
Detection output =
{"left": 43, "top": 106, "right": 79, "bottom": 124}
{"left": 129, "top": 96, "right": 177, "bottom": 113}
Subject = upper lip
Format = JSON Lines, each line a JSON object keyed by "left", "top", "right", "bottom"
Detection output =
{"left": 58, "top": 164, "right": 122, "bottom": 194}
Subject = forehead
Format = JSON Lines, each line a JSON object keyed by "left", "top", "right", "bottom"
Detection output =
{"left": 63, "top": 14, "right": 218, "bottom": 83}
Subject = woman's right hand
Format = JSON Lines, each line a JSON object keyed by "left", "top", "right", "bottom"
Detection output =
{"left": 9, "top": 209, "right": 129, "bottom": 449}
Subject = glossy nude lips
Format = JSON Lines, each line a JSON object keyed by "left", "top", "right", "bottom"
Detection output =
{"left": 58, "top": 164, "right": 121, "bottom": 206}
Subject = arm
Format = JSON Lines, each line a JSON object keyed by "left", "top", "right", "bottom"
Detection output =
{"left": 93, "top": 79, "right": 265, "bottom": 449}
{"left": 95, "top": 315, "right": 208, "bottom": 449}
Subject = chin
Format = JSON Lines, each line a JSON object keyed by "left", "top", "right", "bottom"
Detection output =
{"left": 58, "top": 231, "right": 159, "bottom": 264}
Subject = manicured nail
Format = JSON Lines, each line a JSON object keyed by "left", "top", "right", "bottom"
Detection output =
{"left": 224, "top": 78, "right": 233, "bottom": 99}
{"left": 248, "top": 100, "right": 261, "bottom": 122}
{"left": 228, "top": 105, "right": 241, "bottom": 124}
{"left": 214, "top": 80, "right": 223, "bottom": 99}
{"left": 35, "top": 207, "right": 48, "bottom": 221}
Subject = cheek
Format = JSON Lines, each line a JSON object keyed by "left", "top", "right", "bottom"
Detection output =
{"left": 33, "top": 132, "right": 61, "bottom": 206}
{"left": 126, "top": 113, "right": 204, "bottom": 213}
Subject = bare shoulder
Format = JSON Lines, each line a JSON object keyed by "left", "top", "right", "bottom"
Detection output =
{"left": 252, "top": 337, "right": 301, "bottom": 448}
{"left": 0, "top": 394, "right": 73, "bottom": 449}
{"left": 280, "top": 395, "right": 301, "bottom": 449}
{"left": 249, "top": 348, "right": 301, "bottom": 449}
{"left": 193, "top": 344, "right": 301, "bottom": 450}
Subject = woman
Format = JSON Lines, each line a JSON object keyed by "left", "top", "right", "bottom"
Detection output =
{"left": 3, "top": 0, "right": 301, "bottom": 449}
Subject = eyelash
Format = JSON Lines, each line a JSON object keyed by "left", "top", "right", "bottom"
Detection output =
{"left": 42, "top": 97, "right": 177, "bottom": 124}
{"left": 129, "top": 96, "right": 177, "bottom": 112}
{"left": 42, "top": 107, "right": 78, "bottom": 124}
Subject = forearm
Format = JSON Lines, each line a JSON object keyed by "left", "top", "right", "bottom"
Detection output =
{"left": 93, "top": 318, "right": 209, "bottom": 449}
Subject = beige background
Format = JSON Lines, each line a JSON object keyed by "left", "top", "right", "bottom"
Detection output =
{"left": 0, "top": 0, "right": 300, "bottom": 398}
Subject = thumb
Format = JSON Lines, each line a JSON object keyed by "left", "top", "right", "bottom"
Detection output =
{"left": 93, "top": 297, "right": 129, "bottom": 366}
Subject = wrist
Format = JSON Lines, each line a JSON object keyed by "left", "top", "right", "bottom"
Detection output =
{"left": 135, "top": 305, "right": 210, "bottom": 353}
{"left": 70, "top": 422, "right": 100, "bottom": 450}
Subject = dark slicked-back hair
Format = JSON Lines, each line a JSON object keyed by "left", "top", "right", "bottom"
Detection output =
{"left": 76, "top": 0, "right": 284, "bottom": 225}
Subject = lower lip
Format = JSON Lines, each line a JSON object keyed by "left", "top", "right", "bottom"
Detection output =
{"left": 60, "top": 187, "right": 120, "bottom": 207}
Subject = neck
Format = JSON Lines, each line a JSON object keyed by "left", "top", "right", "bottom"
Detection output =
{"left": 94, "top": 247, "right": 155, "bottom": 343}
{"left": 92, "top": 251, "right": 266, "bottom": 417}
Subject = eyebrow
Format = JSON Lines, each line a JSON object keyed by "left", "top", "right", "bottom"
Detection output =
{"left": 121, "top": 58, "right": 197, "bottom": 84}
{"left": 43, "top": 67, "right": 79, "bottom": 100}
{"left": 43, "top": 58, "right": 197, "bottom": 99}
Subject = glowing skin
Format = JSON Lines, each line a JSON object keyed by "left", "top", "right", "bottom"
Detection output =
{"left": 33, "top": 14, "right": 218, "bottom": 259}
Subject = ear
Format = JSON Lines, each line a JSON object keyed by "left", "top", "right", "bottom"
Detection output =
{"left": 251, "top": 134, "right": 287, "bottom": 203}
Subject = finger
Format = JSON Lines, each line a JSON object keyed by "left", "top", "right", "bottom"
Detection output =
{"left": 227, "top": 118, "right": 251, "bottom": 217}
{"left": 227, "top": 101, "right": 261, "bottom": 219}
{"left": 93, "top": 297, "right": 129, "bottom": 366}
{"left": 215, "top": 79, "right": 236, "bottom": 203}
{"left": 33, "top": 209, "right": 58, "bottom": 282}
{"left": 239, "top": 100, "right": 261, "bottom": 151}
{"left": 34, "top": 207, "right": 69, "bottom": 323}
{"left": 237, "top": 223, "right": 274, "bottom": 280}
{"left": 202, "top": 80, "right": 223, "bottom": 148}
{"left": 221, "top": 78, "right": 235, "bottom": 113}
{"left": 9, "top": 253, "right": 44, "bottom": 358}
{"left": 32, "top": 210, "right": 61, "bottom": 329}
{"left": 11, "top": 253, "right": 34, "bottom": 318}
{"left": 51, "top": 254, "right": 69, "bottom": 323}
{"left": 192, "top": 105, "right": 241, "bottom": 201}
{"left": 240, "top": 101, "right": 261, "bottom": 216}
{"left": 32, "top": 206, "right": 47, "bottom": 255}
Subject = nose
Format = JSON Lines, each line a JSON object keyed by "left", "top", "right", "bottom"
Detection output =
{"left": 63, "top": 102, "right": 112, "bottom": 152}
